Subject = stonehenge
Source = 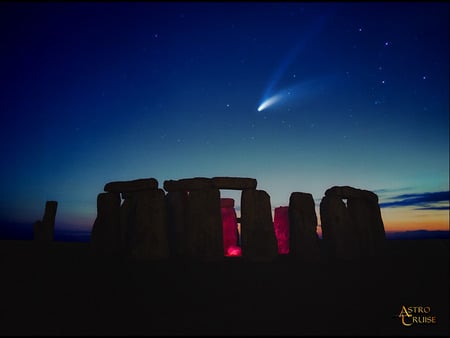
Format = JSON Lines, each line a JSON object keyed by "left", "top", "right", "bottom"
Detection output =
{"left": 90, "top": 177, "right": 386, "bottom": 262}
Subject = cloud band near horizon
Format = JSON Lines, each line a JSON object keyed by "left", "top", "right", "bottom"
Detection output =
{"left": 379, "top": 191, "right": 449, "bottom": 210}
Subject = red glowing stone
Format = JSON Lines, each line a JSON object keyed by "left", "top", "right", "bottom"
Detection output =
{"left": 226, "top": 245, "right": 242, "bottom": 257}
{"left": 274, "top": 206, "right": 290, "bottom": 254}
{"left": 221, "top": 198, "right": 242, "bottom": 257}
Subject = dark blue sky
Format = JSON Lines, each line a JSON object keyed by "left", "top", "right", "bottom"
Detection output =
{"left": 0, "top": 2, "right": 448, "bottom": 237}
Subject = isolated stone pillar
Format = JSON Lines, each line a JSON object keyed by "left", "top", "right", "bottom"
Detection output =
{"left": 241, "top": 189, "right": 278, "bottom": 261}
{"left": 33, "top": 201, "right": 58, "bottom": 241}
{"left": 289, "top": 192, "right": 321, "bottom": 262}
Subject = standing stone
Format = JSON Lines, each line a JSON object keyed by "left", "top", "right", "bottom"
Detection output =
{"left": 128, "top": 189, "right": 169, "bottom": 260}
{"left": 221, "top": 198, "right": 241, "bottom": 257}
{"left": 274, "top": 206, "right": 290, "bottom": 255}
{"left": 185, "top": 188, "right": 224, "bottom": 261}
{"left": 119, "top": 193, "right": 136, "bottom": 255}
{"left": 34, "top": 201, "right": 58, "bottom": 241}
{"left": 320, "top": 186, "right": 386, "bottom": 260}
{"left": 91, "top": 193, "right": 121, "bottom": 256}
{"left": 289, "top": 193, "right": 321, "bottom": 262}
{"left": 42, "top": 201, "right": 58, "bottom": 236}
{"left": 241, "top": 190, "right": 278, "bottom": 261}
{"left": 220, "top": 198, "right": 235, "bottom": 208}
{"left": 320, "top": 194, "right": 359, "bottom": 260}
{"left": 367, "top": 196, "right": 386, "bottom": 256}
{"left": 166, "top": 191, "right": 189, "bottom": 258}
{"left": 346, "top": 191, "right": 386, "bottom": 258}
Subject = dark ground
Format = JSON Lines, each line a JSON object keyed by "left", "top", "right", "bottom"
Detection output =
{"left": 0, "top": 239, "right": 448, "bottom": 336}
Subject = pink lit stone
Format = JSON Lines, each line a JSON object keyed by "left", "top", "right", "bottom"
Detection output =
{"left": 274, "top": 206, "right": 290, "bottom": 254}
{"left": 221, "top": 198, "right": 242, "bottom": 257}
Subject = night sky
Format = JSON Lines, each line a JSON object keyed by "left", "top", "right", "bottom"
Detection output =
{"left": 1, "top": 2, "right": 448, "bottom": 240}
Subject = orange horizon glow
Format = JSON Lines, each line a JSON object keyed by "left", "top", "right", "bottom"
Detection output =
{"left": 380, "top": 207, "right": 449, "bottom": 233}
{"left": 313, "top": 205, "right": 449, "bottom": 234}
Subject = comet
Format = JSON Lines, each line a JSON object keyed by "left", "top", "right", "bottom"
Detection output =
{"left": 256, "top": 84, "right": 303, "bottom": 112}
{"left": 257, "top": 94, "right": 283, "bottom": 112}
{"left": 256, "top": 75, "right": 336, "bottom": 113}
{"left": 256, "top": 13, "right": 331, "bottom": 113}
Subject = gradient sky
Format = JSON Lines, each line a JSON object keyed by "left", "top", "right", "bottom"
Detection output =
{"left": 0, "top": 2, "right": 448, "bottom": 239}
